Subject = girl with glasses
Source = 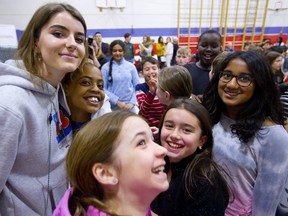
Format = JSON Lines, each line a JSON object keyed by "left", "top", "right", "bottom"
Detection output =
{"left": 202, "top": 51, "right": 288, "bottom": 215}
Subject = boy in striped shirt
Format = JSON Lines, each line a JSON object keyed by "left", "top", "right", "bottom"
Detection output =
{"left": 136, "top": 57, "right": 166, "bottom": 127}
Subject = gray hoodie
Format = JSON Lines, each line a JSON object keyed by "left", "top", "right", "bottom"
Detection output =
{"left": 0, "top": 61, "right": 72, "bottom": 216}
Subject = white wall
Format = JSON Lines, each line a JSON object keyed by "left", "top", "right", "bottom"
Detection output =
{"left": 0, "top": 0, "right": 287, "bottom": 43}
{"left": 0, "top": 0, "right": 179, "bottom": 43}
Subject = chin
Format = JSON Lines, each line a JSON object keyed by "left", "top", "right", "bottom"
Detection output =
{"left": 63, "top": 63, "right": 81, "bottom": 72}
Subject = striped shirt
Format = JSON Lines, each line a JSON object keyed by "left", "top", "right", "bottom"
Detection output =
{"left": 136, "top": 82, "right": 166, "bottom": 127}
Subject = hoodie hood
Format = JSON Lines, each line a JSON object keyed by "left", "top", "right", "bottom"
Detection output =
{"left": 0, "top": 60, "right": 57, "bottom": 96}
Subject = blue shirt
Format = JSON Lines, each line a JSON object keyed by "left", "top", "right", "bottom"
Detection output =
{"left": 101, "top": 58, "right": 139, "bottom": 106}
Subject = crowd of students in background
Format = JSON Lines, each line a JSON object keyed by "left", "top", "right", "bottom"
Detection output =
{"left": 1, "top": 2, "right": 288, "bottom": 216}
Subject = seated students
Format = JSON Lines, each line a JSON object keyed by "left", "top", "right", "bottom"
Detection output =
{"left": 136, "top": 56, "right": 167, "bottom": 127}
{"left": 53, "top": 111, "right": 169, "bottom": 216}
{"left": 60, "top": 62, "right": 110, "bottom": 135}
{"left": 175, "top": 46, "right": 191, "bottom": 66}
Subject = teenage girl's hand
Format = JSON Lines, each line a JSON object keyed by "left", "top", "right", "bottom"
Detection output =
{"left": 123, "top": 103, "right": 134, "bottom": 111}
{"left": 116, "top": 101, "right": 126, "bottom": 109}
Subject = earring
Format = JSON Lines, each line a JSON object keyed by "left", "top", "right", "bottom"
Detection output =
{"left": 199, "top": 146, "right": 202, "bottom": 150}
{"left": 35, "top": 52, "right": 42, "bottom": 62}
{"left": 112, "top": 178, "right": 118, "bottom": 184}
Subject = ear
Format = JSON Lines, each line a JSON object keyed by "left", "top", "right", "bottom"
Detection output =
{"left": 164, "top": 90, "right": 171, "bottom": 101}
{"left": 34, "top": 40, "right": 40, "bottom": 53}
{"left": 92, "top": 163, "right": 118, "bottom": 186}
{"left": 199, "top": 135, "right": 208, "bottom": 149}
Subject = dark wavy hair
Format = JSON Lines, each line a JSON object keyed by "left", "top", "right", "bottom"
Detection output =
{"left": 202, "top": 51, "right": 285, "bottom": 143}
{"left": 158, "top": 98, "right": 230, "bottom": 205}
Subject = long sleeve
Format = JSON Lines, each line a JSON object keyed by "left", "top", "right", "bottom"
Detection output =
{"left": 252, "top": 126, "right": 288, "bottom": 215}
{"left": 151, "top": 157, "right": 227, "bottom": 216}
{"left": 213, "top": 115, "right": 288, "bottom": 216}
{"left": 101, "top": 62, "right": 119, "bottom": 105}
{"left": 136, "top": 83, "right": 166, "bottom": 127}
{"left": 101, "top": 59, "right": 139, "bottom": 105}
{"left": 165, "top": 42, "right": 174, "bottom": 55}
{"left": 0, "top": 106, "right": 21, "bottom": 192}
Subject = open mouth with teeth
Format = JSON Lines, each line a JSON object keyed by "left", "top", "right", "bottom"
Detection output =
{"left": 87, "top": 96, "right": 101, "bottom": 105}
{"left": 168, "top": 142, "right": 183, "bottom": 149}
{"left": 152, "top": 165, "right": 166, "bottom": 174}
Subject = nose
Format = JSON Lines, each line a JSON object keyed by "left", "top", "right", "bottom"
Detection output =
{"left": 154, "top": 141, "right": 167, "bottom": 157}
{"left": 170, "top": 128, "right": 181, "bottom": 140}
{"left": 206, "top": 45, "right": 212, "bottom": 51}
{"left": 66, "top": 35, "right": 77, "bottom": 50}
{"left": 226, "top": 76, "right": 239, "bottom": 87}
{"left": 91, "top": 83, "right": 100, "bottom": 92}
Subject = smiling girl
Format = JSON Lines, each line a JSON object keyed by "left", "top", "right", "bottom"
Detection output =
{"left": 101, "top": 40, "right": 139, "bottom": 113}
{"left": 61, "top": 62, "right": 111, "bottom": 135}
{"left": 0, "top": 3, "right": 87, "bottom": 215}
{"left": 202, "top": 51, "right": 288, "bottom": 215}
{"left": 54, "top": 111, "right": 169, "bottom": 216}
{"left": 151, "top": 98, "right": 230, "bottom": 215}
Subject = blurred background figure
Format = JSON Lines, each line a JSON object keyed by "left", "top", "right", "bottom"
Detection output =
{"left": 139, "top": 34, "right": 154, "bottom": 59}
{"left": 224, "top": 42, "right": 235, "bottom": 52}
{"left": 243, "top": 41, "right": 252, "bottom": 51}
{"left": 156, "top": 36, "right": 166, "bottom": 69}
{"left": 94, "top": 31, "right": 110, "bottom": 61}
{"left": 165, "top": 36, "right": 173, "bottom": 67}
{"left": 123, "top": 32, "right": 135, "bottom": 63}
{"left": 274, "top": 36, "right": 285, "bottom": 46}
{"left": 175, "top": 46, "right": 191, "bottom": 66}
{"left": 87, "top": 35, "right": 107, "bottom": 69}
{"left": 171, "top": 36, "right": 179, "bottom": 65}
{"left": 264, "top": 51, "right": 287, "bottom": 94}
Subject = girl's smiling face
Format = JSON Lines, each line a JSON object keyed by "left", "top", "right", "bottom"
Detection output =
{"left": 218, "top": 58, "right": 255, "bottom": 119}
{"left": 112, "top": 44, "right": 124, "bottom": 62}
{"left": 64, "top": 64, "right": 105, "bottom": 122}
{"left": 35, "top": 11, "right": 86, "bottom": 86}
{"left": 112, "top": 116, "right": 169, "bottom": 199}
{"left": 160, "top": 108, "right": 207, "bottom": 163}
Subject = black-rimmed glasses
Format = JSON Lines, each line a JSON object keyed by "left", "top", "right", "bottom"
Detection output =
{"left": 219, "top": 71, "right": 254, "bottom": 87}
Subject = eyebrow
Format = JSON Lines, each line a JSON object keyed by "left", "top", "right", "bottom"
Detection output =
{"left": 78, "top": 76, "right": 104, "bottom": 81}
{"left": 164, "top": 120, "right": 195, "bottom": 128}
{"left": 223, "top": 70, "right": 251, "bottom": 75}
{"left": 131, "top": 131, "right": 147, "bottom": 142}
{"left": 49, "top": 24, "right": 85, "bottom": 37}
